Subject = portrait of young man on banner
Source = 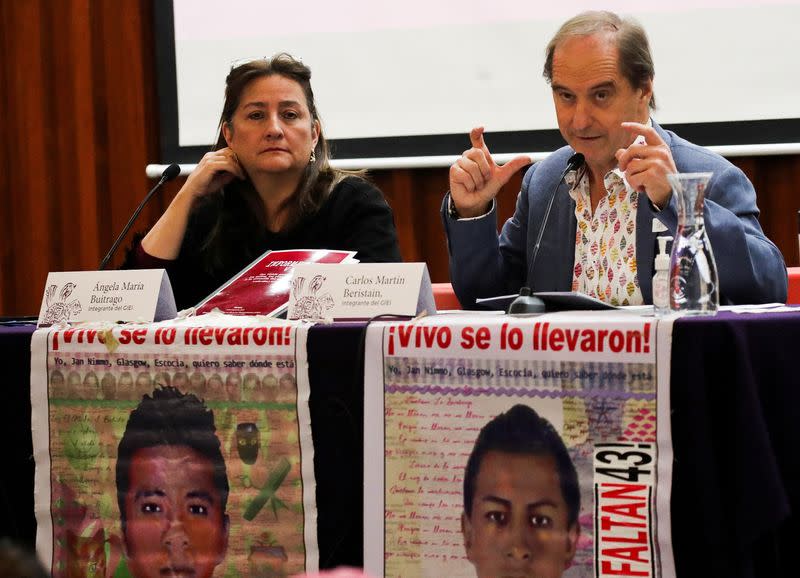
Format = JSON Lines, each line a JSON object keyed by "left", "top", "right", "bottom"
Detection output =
{"left": 115, "top": 386, "right": 230, "bottom": 578}
{"left": 33, "top": 322, "right": 315, "bottom": 578}
{"left": 371, "top": 312, "right": 665, "bottom": 577}
{"left": 461, "top": 404, "right": 580, "bottom": 578}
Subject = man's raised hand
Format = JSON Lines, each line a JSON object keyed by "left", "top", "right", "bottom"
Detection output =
{"left": 449, "top": 127, "right": 531, "bottom": 218}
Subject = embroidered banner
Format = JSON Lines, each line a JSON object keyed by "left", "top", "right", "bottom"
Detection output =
{"left": 364, "top": 311, "right": 675, "bottom": 578}
{"left": 30, "top": 316, "right": 317, "bottom": 578}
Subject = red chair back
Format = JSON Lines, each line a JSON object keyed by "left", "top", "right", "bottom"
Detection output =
{"left": 432, "top": 283, "right": 462, "bottom": 310}
{"left": 788, "top": 267, "right": 800, "bottom": 304}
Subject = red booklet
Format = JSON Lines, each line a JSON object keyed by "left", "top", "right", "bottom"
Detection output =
{"left": 195, "top": 249, "right": 357, "bottom": 316}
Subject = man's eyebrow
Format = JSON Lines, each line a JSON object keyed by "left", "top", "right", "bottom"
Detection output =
{"left": 186, "top": 490, "right": 215, "bottom": 504}
{"left": 134, "top": 488, "right": 165, "bottom": 501}
{"left": 481, "top": 495, "right": 511, "bottom": 508}
{"left": 481, "top": 495, "right": 559, "bottom": 509}
{"left": 527, "top": 499, "right": 559, "bottom": 509}
{"left": 551, "top": 81, "right": 616, "bottom": 93}
{"left": 589, "top": 81, "right": 616, "bottom": 92}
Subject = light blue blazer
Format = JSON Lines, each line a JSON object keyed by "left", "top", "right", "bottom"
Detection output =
{"left": 442, "top": 122, "right": 788, "bottom": 308}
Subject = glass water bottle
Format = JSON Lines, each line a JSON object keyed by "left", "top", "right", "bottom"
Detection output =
{"left": 667, "top": 172, "right": 719, "bottom": 315}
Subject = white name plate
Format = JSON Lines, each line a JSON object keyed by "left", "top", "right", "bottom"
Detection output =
{"left": 287, "top": 263, "right": 434, "bottom": 320}
{"left": 37, "top": 269, "right": 177, "bottom": 327}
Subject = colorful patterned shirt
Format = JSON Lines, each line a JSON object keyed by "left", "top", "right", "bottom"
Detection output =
{"left": 566, "top": 167, "right": 644, "bottom": 305}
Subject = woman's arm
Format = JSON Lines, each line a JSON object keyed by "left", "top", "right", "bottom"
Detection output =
{"left": 141, "top": 148, "right": 244, "bottom": 259}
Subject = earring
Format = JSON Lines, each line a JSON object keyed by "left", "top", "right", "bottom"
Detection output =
{"left": 309, "top": 150, "right": 316, "bottom": 164}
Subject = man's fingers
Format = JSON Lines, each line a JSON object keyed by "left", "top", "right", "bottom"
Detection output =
{"left": 617, "top": 141, "right": 652, "bottom": 170}
{"left": 624, "top": 157, "right": 648, "bottom": 179}
{"left": 620, "top": 122, "right": 665, "bottom": 146}
{"left": 463, "top": 148, "right": 493, "bottom": 183}
{"left": 453, "top": 156, "right": 486, "bottom": 191}
{"left": 496, "top": 155, "right": 533, "bottom": 184}
{"left": 450, "top": 136, "right": 529, "bottom": 203}
{"left": 450, "top": 164, "right": 478, "bottom": 194}
{"left": 616, "top": 147, "right": 633, "bottom": 171}
{"left": 469, "top": 126, "right": 486, "bottom": 150}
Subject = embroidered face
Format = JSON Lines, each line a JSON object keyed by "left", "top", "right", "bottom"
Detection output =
{"left": 122, "top": 445, "right": 229, "bottom": 578}
{"left": 235, "top": 422, "right": 261, "bottom": 465}
{"left": 172, "top": 372, "right": 189, "bottom": 390}
{"left": 225, "top": 372, "right": 242, "bottom": 401}
{"left": 206, "top": 373, "right": 224, "bottom": 398}
{"left": 462, "top": 451, "right": 579, "bottom": 578}
{"left": 190, "top": 372, "right": 206, "bottom": 395}
{"left": 101, "top": 372, "right": 117, "bottom": 398}
{"left": 242, "top": 373, "right": 261, "bottom": 401}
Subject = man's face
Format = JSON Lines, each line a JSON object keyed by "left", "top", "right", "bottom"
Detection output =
{"left": 123, "top": 445, "right": 228, "bottom": 578}
{"left": 551, "top": 32, "right": 652, "bottom": 177}
{"left": 462, "top": 451, "right": 578, "bottom": 578}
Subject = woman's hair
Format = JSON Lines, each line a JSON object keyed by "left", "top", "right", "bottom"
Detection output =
{"left": 199, "top": 53, "right": 360, "bottom": 272}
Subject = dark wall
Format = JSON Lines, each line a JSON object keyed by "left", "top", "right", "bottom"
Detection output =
{"left": 1, "top": 1, "right": 798, "bottom": 315}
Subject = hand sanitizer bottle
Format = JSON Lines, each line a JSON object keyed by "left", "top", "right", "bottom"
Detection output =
{"left": 653, "top": 236, "right": 672, "bottom": 316}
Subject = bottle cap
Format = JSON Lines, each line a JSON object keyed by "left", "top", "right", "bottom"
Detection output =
{"left": 655, "top": 236, "right": 673, "bottom": 271}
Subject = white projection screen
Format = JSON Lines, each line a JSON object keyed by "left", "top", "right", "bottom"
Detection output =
{"left": 154, "top": 0, "right": 800, "bottom": 165}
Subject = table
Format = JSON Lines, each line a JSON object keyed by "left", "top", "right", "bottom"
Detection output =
{"left": 0, "top": 323, "right": 37, "bottom": 548}
{"left": 2, "top": 313, "right": 799, "bottom": 576}
{"left": 669, "top": 311, "right": 800, "bottom": 576}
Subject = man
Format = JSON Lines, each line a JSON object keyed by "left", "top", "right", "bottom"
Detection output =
{"left": 116, "top": 386, "right": 229, "bottom": 578}
{"left": 443, "top": 11, "right": 787, "bottom": 307}
{"left": 462, "top": 404, "right": 580, "bottom": 578}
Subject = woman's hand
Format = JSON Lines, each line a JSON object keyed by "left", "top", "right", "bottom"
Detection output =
{"left": 180, "top": 147, "right": 246, "bottom": 200}
{"left": 140, "top": 148, "right": 245, "bottom": 261}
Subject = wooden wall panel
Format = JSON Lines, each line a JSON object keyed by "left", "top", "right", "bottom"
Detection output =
{"left": 94, "top": 0, "right": 160, "bottom": 258}
{"left": 0, "top": 0, "right": 158, "bottom": 316}
{"left": 372, "top": 170, "right": 420, "bottom": 262}
{"left": 732, "top": 155, "right": 800, "bottom": 265}
{"left": 55, "top": 0, "right": 100, "bottom": 269}
{"left": 0, "top": 0, "right": 798, "bottom": 315}
{"left": 0, "top": 2, "right": 9, "bottom": 308}
{"left": 2, "top": 1, "right": 55, "bottom": 314}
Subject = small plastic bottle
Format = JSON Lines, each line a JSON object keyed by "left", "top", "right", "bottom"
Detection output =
{"left": 652, "top": 236, "right": 673, "bottom": 315}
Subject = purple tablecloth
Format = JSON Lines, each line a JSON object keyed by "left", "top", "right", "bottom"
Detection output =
{"left": 3, "top": 312, "right": 799, "bottom": 576}
{"left": 670, "top": 310, "right": 800, "bottom": 577}
{"left": 0, "top": 323, "right": 36, "bottom": 546}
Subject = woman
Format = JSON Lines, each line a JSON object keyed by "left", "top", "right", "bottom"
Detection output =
{"left": 125, "top": 54, "right": 401, "bottom": 309}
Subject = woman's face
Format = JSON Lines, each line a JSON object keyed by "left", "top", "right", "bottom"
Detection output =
{"left": 223, "top": 75, "right": 320, "bottom": 178}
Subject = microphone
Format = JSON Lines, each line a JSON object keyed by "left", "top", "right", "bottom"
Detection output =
{"left": 529, "top": 152, "right": 584, "bottom": 277}
{"left": 511, "top": 152, "right": 584, "bottom": 313}
{"left": 99, "top": 164, "right": 181, "bottom": 270}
